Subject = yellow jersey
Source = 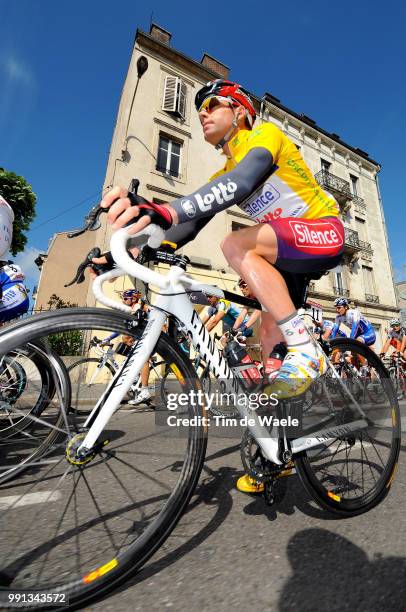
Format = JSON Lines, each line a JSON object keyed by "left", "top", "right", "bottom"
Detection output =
{"left": 210, "top": 123, "right": 339, "bottom": 222}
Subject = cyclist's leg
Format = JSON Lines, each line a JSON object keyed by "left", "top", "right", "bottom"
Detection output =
{"left": 221, "top": 218, "right": 343, "bottom": 398}
{"left": 259, "top": 312, "right": 284, "bottom": 365}
{"left": 129, "top": 361, "right": 152, "bottom": 405}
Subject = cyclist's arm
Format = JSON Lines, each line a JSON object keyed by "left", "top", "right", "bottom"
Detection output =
{"left": 206, "top": 311, "right": 225, "bottom": 332}
{"left": 200, "top": 308, "right": 211, "bottom": 326}
{"left": 233, "top": 308, "right": 248, "bottom": 330}
{"left": 237, "top": 309, "right": 261, "bottom": 332}
{"left": 330, "top": 320, "right": 340, "bottom": 339}
{"left": 100, "top": 332, "right": 119, "bottom": 345}
{"left": 400, "top": 334, "right": 406, "bottom": 354}
{"left": 380, "top": 338, "right": 391, "bottom": 355}
{"left": 322, "top": 326, "right": 333, "bottom": 340}
{"left": 169, "top": 147, "right": 274, "bottom": 224}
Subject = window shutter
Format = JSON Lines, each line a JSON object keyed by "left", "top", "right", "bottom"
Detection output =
{"left": 178, "top": 80, "right": 187, "bottom": 119}
{"left": 162, "top": 76, "right": 177, "bottom": 112}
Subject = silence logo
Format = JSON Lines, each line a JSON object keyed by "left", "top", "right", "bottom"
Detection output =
{"left": 290, "top": 221, "right": 344, "bottom": 250}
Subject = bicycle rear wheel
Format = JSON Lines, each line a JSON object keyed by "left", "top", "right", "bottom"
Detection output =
{"left": 295, "top": 338, "right": 400, "bottom": 516}
{"left": 0, "top": 308, "right": 207, "bottom": 608}
{"left": 68, "top": 357, "right": 116, "bottom": 413}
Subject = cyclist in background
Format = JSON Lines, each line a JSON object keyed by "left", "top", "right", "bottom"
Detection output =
{"left": 99, "top": 288, "right": 143, "bottom": 347}
{"left": 330, "top": 297, "right": 376, "bottom": 346}
{"left": 380, "top": 319, "right": 406, "bottom": 359}
{"left": 314, "top": 318, "right": 346, "bottom": 341}
{"left": 234, "top": 277, "right": 261, "bottom": 337}
{"left": 0, "top": 195, "right": 29, "bottom": 324}
{"left": 97, "top": 288, "right": 152, "bottom": 406}
{"left": 201, "top": 294, "right": 254, "bottom": 337}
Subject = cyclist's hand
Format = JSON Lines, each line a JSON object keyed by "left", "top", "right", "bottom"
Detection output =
{"left": 100, "top": 186, "right": 178, "bottom": 234}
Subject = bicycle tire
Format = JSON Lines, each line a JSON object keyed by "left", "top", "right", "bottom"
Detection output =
{"left": 0, "top": 307, "right": 207, "bottom": 608}
{"left": 388, "top": 365, "right": 403, "bottom": 400}
{"left": 0, "top": 354, "right": 27, "bottom": 404}
{"left": 295, "top": 338, "right": 401, "bottom": 517}
{"left": 68, "top": 357, "right": 116, "bottom": 413}
{"left": 0, "top": 341, "right": 70, "bottom": 483}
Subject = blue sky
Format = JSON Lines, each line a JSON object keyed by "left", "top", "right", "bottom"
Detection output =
{"left": 1, "top": 0, "right": 406, "bottom": 292}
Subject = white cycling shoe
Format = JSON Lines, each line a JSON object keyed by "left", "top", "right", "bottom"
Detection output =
{"left": 128, "top": 388, "right": 151, "bottom": 406}
{"left": 266, "top": 345, "right": 326, "bottom": 399}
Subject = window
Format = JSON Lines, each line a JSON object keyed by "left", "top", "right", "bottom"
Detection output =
{"left": 321, "top": 159, "right": 331, "bottom": 172}
{"left": 335, "top": 271, "right": 344, "bottom": 293}
{"left": 162, "top": 76, "right": 187, "bottom": 119}
{"left": 356, "top": 218, "right": 367, "bottom": 242}
{"left": 156, "top": 135, "right": 182, "bottom": 178}
{"left": 362, "top": 266, "right": 375, "bottom": 294}
{"left": 350, "top": 174, "right": 359, "bottom": 196}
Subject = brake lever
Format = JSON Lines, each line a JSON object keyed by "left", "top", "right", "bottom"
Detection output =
{"left": 67, "top": 206, "right": 108, "bottom": 238}
{"left": 64, "top": 247, "right": 114, "bottom": 287}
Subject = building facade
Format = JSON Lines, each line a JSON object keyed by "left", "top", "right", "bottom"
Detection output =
{"left": 35, "top": 23, "right": 399, "bottom": 349}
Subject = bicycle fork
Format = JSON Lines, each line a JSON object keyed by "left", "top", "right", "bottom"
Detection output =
{"left": 77, "top": 309, "right": 166, "bottom": 455}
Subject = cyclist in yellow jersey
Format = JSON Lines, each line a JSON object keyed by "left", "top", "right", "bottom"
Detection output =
{"left": 95, "top": 79, "right": 344, "bottom": 492}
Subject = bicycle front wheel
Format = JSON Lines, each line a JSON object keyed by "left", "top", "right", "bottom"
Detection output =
{"left": 295, "top": 338, "right": 401, "bottom": 517}
{"left": 0, "top": 308, "right": 207, "bottom": 608}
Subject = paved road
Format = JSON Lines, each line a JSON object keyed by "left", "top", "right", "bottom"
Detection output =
{"left": 1, "top": 399, "right": 406, "bottom": 612}
{"left": 86, "top": 406, "right": 406, "bottom": 612}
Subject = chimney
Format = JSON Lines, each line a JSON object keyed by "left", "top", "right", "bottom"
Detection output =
{"left": 201, "top": 53, "right": 229, "bottom": 79}
{"left": 149, "top": 23, "right": 172, "bottom": 45}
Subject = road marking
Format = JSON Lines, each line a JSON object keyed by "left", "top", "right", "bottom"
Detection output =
{"left": 0, "top": 490, "right": 62, "bottom": 509}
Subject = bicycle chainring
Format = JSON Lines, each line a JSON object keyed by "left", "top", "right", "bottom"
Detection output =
{"left": 240, "top": 429, "right": 288, "bottom": 483}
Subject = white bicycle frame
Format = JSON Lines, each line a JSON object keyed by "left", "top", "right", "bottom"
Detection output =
{"left": 78, "top": 225, "right": 369, "bottom": 464}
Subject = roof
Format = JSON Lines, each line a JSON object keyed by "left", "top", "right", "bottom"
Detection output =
{"left": 135, "top": 29, "right": 380, "bottom": 168}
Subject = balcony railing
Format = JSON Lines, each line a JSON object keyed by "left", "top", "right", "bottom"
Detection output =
{"left": 344, "top": 228, "right": 372, "bottom": 253}
{"left": 333, "top": 287, "right": 350, "bottom": 297}
{"left": 352, "top": 194, "right": 366, "bottom": 212}
{"left": 365, "top": 293, "right": 379, "bottom": 303}
{"left": 315, "top": 170, "right": 352, "bottom": 203}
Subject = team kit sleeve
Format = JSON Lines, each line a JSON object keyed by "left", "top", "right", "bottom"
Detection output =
{"left": 330, "top": 316, "right": 341, "bottom": 339}
{"left": 170, "top": 147, "right": 275, "bottom": 224}
{"left": 349, "top": 310, "right": 361, "bottom": 339}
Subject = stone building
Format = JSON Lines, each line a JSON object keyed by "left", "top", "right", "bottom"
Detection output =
{"left": 35, "top": 23, "right": 398, "bottom": 349}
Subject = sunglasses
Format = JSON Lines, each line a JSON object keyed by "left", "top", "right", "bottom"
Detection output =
{"left": 239, "top": 283, "right": 248, "bottom": 289}
{"left": 199, "top": 96, "right": 235, "bottom": 113}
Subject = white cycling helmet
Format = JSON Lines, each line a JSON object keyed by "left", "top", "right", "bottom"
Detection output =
{"left": 0, "top": 195, "right": 14, "bottom": 258}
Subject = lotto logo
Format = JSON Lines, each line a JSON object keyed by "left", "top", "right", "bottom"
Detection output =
{"left": 290, "top": 221, "right": 343, "bottom": 250}
{"left": 194, "top": 180, "right": 237, "bottom": 214}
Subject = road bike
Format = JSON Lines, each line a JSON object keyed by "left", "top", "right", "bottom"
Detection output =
{"left": 67, "top": 336, "right": 144, "bottom": 411}
{"left": 0, "top": 197, "right": 400, "bottom": 608}
{"left": 385, "top": 352, "right": 406, "bottom": 400}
